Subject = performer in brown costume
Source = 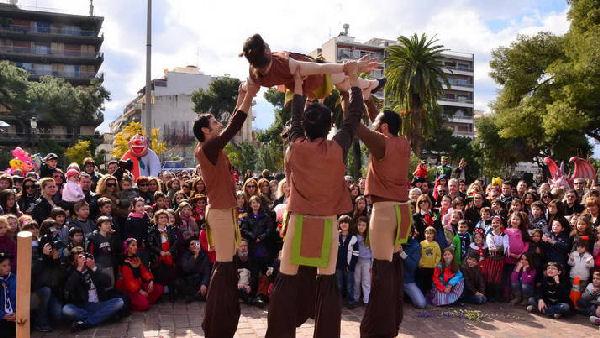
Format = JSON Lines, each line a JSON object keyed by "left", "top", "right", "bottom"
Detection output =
{"left": 240, "top": 34, "right": 384, "bottom": 100}
{"left": 266, "top": 62, "right": 367, "bottom": 338}
{"left": 355, "top": 99, "right": 412, "bottom": 338}
{"left": 194, "top": 82, "right": 259, "bottom": 338}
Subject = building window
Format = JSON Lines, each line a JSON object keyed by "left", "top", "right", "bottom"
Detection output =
{"left": 35, "top": 21, "right": 51, "bottom": 33}
{"left": 35, "top": 42, "right": 50, "bottom": 55}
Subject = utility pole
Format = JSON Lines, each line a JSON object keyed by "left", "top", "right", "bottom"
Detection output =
{"left": 145, "top": 0, "right": 152, "bottom": 137}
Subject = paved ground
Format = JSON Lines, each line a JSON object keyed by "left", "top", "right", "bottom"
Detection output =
{"left": 32, "top": 301, "right": 600, "bottom": 338}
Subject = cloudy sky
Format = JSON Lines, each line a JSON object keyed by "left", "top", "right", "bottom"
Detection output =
{"left": 13, "top": 0, "right": 571, "bottom": 133}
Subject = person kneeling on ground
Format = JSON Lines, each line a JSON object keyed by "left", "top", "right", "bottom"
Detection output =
{"left": 116, "top": 238, "right": 164, "bottom": 311}
{"left": 429, "top": 247, "right": 464, "bottom": 306}
{"left": 62, "top": 249, "right": 125, "bottom": 332}
{"left": 527, "top": 261, "right": 570, "bottom": 319}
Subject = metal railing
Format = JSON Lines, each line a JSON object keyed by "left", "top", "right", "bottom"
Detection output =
{"left": 25, "top": 68, "right": 99, "bottom": 79}
{"left": 0, "top": 24, "right": 100, "bottom": 37}
{"left": 0, "top": 46, "right": 102, "bottom": 59}
{"left": 447, "top": 80, "right": 474, "bottom": 88}
{"left": 444, "top": 64, "right": 474, "bottom": 72}
{"left": 439, "top": 97, "right": 474, "bottom": 104}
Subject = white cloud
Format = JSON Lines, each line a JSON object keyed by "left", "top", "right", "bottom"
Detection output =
{"left": 12, "top": 0, "right": 571, "bottom": 131}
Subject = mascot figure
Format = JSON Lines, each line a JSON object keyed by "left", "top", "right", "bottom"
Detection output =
{"left": 121, "top": 134, "right": 161, "bottom": 179}
{"left": 7, "top": 147, "right": 35, "bottom": 175}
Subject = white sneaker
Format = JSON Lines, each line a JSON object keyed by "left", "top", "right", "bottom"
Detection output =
{"left": 590, "top": 315, "right": 600, "bottom": 325}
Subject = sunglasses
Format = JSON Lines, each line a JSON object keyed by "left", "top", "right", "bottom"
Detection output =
{"left": 106, "top": 183, "right": 117, "bottom": 187}
{"left": 247, "top": 185, "right": 257, "bottom": 188}
{"left": 24, "top": 185, "right": 34, "bottom": 189}
{"left": 138, "top": 183, "right": 148, "bottom": 187}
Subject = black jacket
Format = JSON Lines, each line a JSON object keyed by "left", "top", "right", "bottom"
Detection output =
{"left": 147, "top": 225, "right": 179, "bottom": 265}
{"left": 64, "top": 267, "right": 112, "bottom": 307}
{"left": 177, "top": 250, "right": 211, "bottom": 287}
{"left": 535, "top": 275, "right": 570, "bottom": 305}
{"left": 240, "top": 211, "right": 274, "bottom": 259}
{"left": 32, "top": 255, "right": 67, "bottom": 299}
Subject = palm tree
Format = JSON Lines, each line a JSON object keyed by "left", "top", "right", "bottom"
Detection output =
{"left": 385, "top": 33, "right": 450, "bottom": 155}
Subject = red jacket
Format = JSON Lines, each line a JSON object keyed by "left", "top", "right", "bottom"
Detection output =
{"left": 432, "top": 264, "right": 464, "bottom": 292}
{"left": 116, "top": 256, "right": 154, "bottom": 293}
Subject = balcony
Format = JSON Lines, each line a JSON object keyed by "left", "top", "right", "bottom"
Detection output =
{"left": 0, "top": 46, "right": 103, "bottom": 65}
{"left": 440, "top": 97, "right": 473, "bottom": 104}
{"left": 25, "top": 68, "right": 103, "bottom": 84}
{"left": 0, "top": 25, "right": 103, "bottom": 45}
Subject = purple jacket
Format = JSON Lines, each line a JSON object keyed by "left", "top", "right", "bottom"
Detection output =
{"left": 510, "top": 267, "right": 536, "bottom": 285}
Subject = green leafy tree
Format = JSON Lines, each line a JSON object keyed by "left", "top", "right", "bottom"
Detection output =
{"left": 191, "top": 76, "right": 241, "bottom": 122}
{"left": 385, "top": 33, "right": 450, "bottom": 155}
{"left": 0, "top": 61, "right": 29, "bottom": 112}
{"left": 64, "top": 140, "right": 92, "bottom": 165}
{"left": 224, "top": 142, "right": 257, "bottom": 174}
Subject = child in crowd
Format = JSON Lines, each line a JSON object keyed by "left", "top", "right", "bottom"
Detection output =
{"left": 0, "top": 253, "right": 16, "bottom": 338}
{"left": 62, "top": 169, "right": 85, "bottom": 203}
{"left": 147, "top": 209, "right": 179, "bottom": 301}
{"left": 121, "top": 197, "right": 151, "bottom": 264}
{"left": 511, "top": 253, "right": 537, "bottom": 306}
{"left": 452, "top": 220, "right": 471, "bottom": 265}
{"left": 542, "top": 219, "right": 570, "bottom": 267}
{"left": 116, "top": 238, "right": 164, "bottom": 311}
{"left": 353, "top": 216, "right": 372, "bottom": 306}
{"left": 71, "top": 201, "right": 95, "bottom": 237}
{"left": 485, "top": 216, "right": 508, "bottom": 301}
{"left": 49, "top": 207, "right": 69, "bottom": 243}
{"left": 570, "top": 215, "right": 595, "bottom": 252}
{"left": 401, "top": 234, "right": 426, "bottom": 309}
{"left": 568, "top": 241, "right": 595, "bottom": 290}
{"left": 97, "top": 197, "right": 114, "bottom": 218}
{"left": 527, "top": 262, "right": 570, "bottom": 319}
{"left": 530, "top": 201, "right": 547, "bottom": 233}
{"left": 461, "top": 252, "right": 487, "bottom": 304}
{"left": 117, "top": 175, "right": 138, "bottom": 212}
{"left": 87, "top": 216, "right": 117, "bottom": 286}
{"left": 418, "top": 226, "right": 441, "bottom": 295}
{"left": 336, "top": 215, "right": 359, "bottom": 308}
{"left": 175, "top": 201, "right": 198, "bottom": 242}
{"left": 430, "top": 247, "right": 464, "bottom": 306}
{"left": 475, "top": 207, "right": 492, "bottom": 234}
{"left": 578, "top": 270, "right": 600, "bottom": 325}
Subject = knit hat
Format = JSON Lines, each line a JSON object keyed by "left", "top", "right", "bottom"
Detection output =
{"left": 66, "top": 168, "right": 80, "bottom": 179}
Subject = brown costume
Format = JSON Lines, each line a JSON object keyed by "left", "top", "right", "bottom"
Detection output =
{"left": 266, "top": 88, "right": 363, "bottom": 338}
{"left": 249, "top": 52, "right": 328, "bottom": 99}
{"left": 195, "top": 109, "right": 246, "bottom": 338}
{"left": 356, "top": 109, "right": 411, "bottom": 338}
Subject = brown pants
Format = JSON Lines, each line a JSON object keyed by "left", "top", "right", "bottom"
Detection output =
{"left": 279, "top": 214, "right": 338, "bottom": 275}
{"left": 206, "top": 207, "right": 237, "bottom": 262}
{"left": 369, "top": 201, "right": 402, "bottom": 261}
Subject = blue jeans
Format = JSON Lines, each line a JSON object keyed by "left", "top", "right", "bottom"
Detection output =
{"left": 461, "top": 293, "right": 487, "bottom": 304}
{"left": 511, "top": 282, "right": 533, "bottom": 299}
{"left": 336, "top": 268, "right": 355, "bottom": 304}
{"left": 404, "top": 282, "right": 427, "bottom": 309}
{"left": 34, "top": 287, "right": 63, "bottom": 328}
{"left": 528, "top": 297, "right": 570, "bottom": 317}
{"left": 63, "top": 298, "right": 124, "bottom": 326}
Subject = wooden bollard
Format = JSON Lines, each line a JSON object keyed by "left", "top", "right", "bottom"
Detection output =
{"left": 16, "top": 231, "right": 32, "bottom": 338}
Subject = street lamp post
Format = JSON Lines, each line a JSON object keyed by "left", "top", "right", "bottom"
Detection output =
{"left": 30, "top": 116, "right": 38, "bottom": 148}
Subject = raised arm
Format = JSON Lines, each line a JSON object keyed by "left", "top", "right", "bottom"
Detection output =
{"left": 333, "top": 62, "right": 362, "bottom": 158}
{"left": 339, "top": 88, "right": 386, "bottom": 160}
{"left": 288, "top": 71, "right": 306, "bottom": 143}
{"left": 201, "top": 83, "right": 259, "bottom": 164}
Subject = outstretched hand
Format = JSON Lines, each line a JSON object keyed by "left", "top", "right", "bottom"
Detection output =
{"left": 356, "top": 55, "right": 379, "bottom": 73}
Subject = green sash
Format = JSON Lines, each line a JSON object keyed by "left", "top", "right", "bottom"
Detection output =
{"left": 290, "top": 215, "right": 334, "bottom": 268}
